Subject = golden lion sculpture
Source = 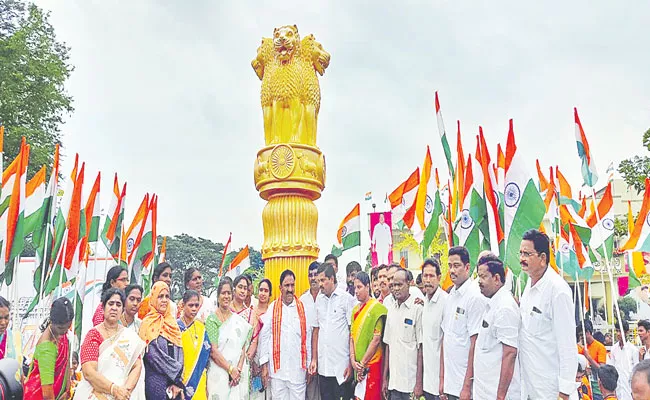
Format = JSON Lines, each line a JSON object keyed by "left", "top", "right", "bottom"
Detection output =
{"left": 252, "top": 25, "right": 330, "bottom": 146}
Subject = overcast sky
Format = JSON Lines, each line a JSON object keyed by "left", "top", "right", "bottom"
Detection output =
{"left": 32, "top": 1, "right": 650, "bottom": 253}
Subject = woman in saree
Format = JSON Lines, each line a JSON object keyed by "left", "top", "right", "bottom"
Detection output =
{"left": 139, "top": 281, "right": 185, "bottom": 400}
{"left": 250, "top": 279, "right": 271, "bottom": 400}
{"left": 138, "top": 262, "right": 176, "bottom": 320}
{"left": 349, "top": 271, "right": 387, "bottom": 400}
{"left": 24, "top": 296, "right": 75, "bottom": 400}
{"left": 74, "top": 288, "right": 146, "bottom": 400}
{"left": 205, "top": 277, "right": 252, "bottom": 399}
{"left": 178, "top": 290, "right": 211, "bottom": 400}
{"left": 231, "top": 275, "right": 260, "bottom": 362}
{"left": 92, "top": 266, "right": 129, "bottom": 326}
{"left": 177, "top": 268, "right": 215, "bottom": 322}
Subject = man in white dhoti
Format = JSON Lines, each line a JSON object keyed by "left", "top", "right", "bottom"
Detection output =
{"left": 260, "top": 269, "right": 315, "bottom": 400}
{"left": 372, "top": 213, "right": 392, "bottom": 266}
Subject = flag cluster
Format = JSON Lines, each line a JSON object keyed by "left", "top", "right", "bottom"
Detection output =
{"left": 0, "top": 128, "right": 166, "bottom": 351}
{"left": 334, "top": 95, "right": 625, "bottom": 291}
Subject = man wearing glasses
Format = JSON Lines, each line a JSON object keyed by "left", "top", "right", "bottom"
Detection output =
{"left": 518, "top": 229, "right": 576, "bottom": 400}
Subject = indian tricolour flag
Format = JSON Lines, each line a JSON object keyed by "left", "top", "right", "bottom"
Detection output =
{"left": 389, "top": 168, "right": 419, "bottom": 225}
{"left": 101, "top": 175, "right": 126, "bottom": 262}
{"left": 84, "top": 172, "right": 101, "bottom": 243}
{"left": 621, "top": 178, "right": 650, "bottom": 252}
{"left": 337, "top": 203, "right": 361, "bottom": 251}
{"left": 133, "top": 194, "right": 156, "bottom": 285}
{"left": 503, "top": 119, "right": 545, "bottom": 280}
{"left": 122, "top": 193, "right": 149, "bottom": 269}
{"left": 574, "top": 108, "right": 599, "bottom": 188}
{"left": 587, "top": 182, "right": 614, "bottom": 263}
{"left": 435, "top": 92, "right": 454, "bottom": 179}
{"left": 4, "top": 140, "right": 29, "bottom": 285}
{"left": 453, "top": 155, "right": 482, "bottom": 271}
{"left": 478, "top": 128, "right": 503, "bottom": 255}
{"left": 225, "top": 245, "right": 250, "bottom": 280}
{"left": 24, "top": 166, "right": 46, "bottom": 237}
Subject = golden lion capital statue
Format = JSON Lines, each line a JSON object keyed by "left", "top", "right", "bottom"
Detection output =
{"left": 252, "top": 25, "right": 330, "bottom": 147}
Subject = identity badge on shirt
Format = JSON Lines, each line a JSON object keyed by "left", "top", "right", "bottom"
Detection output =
{"left": 455, "top": 307, "right": 465, "bottom": 320}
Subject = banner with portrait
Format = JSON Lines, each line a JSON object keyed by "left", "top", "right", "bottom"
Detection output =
{"left": 369, "top": 212, "right": 393, "bottom": 267}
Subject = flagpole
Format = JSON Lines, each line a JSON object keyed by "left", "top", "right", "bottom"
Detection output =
{"left": 576, "top": 271, "right": 588, "bottom": 351}
{"left": 589, "top": 187, "right": 626, "bottom": 344}
{"left": 37, "top": 177, "right": 59, "bottom": 312}
{"left": 597, "top": 263, "right": 608, "bottom": 326}
{"left": 89, "top": 239, "right": 100, "bottom": 318}
{"left": 11, "top": 256, "right": 20, "bottom": 332}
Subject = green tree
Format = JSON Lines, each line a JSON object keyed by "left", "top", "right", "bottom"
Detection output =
{"left": 160, "top": 234, "right": 263, "bottom": 300}
{"left": 0, "top": 0, "right": 74, "bottom": 178}
{"left": 618, "top": 128, "right": 650, "bottom": 194}
{"left": 617, "top": 296, "right": 637, "bottom": 321}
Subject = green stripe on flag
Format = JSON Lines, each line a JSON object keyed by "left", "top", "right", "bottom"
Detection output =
{"left": 504, "top": 180, "right": 545, "bottom": 278}
{"left": 441, "top": 134, "right": 455, "bottom": 181}
{"left": 342, "top": 231, "right": 361, "bottom": 251}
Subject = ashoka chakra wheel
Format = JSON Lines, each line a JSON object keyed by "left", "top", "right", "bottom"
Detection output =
{"left": 270, "top": 144, "right": 295, "bottom": 179}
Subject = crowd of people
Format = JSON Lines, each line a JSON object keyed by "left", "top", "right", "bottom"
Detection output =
{"left": 6, "top": 229, "right": 650, "bottom": 399}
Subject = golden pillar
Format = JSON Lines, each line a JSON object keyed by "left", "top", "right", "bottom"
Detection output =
{"left": 251, "top": 25, "right": 330, "bottom": 297}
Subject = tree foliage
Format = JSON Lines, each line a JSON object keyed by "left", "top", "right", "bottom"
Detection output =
{"left": 0, "top": 0, "right": 73, "bottom": 178}
{"left": 393, "top": 228, "right": 449, "bottom": 277}
{"left": 619, "top": 156, "right": 650, "bottom": 194}
{"left": 160, "top": 234, "right": 263, "bottom": 300}
{"left": 618, "top": 127, "right": 650, "bottom": 194}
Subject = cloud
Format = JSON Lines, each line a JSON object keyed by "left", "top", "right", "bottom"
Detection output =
{"left": 34, "top": 0, "right": 650, "bottom": 256}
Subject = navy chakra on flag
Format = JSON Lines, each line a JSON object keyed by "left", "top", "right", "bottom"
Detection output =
{"left": 646, "top": 211, "right": 650, "bottom": 228}
{"left": 493, "top": 190, "right": 500, "bottom": 207}
{"left": 560, "top": 242, "right": 571, "bottom": 254}
{"left": 602, "top": 218, "right": 615, "bottom": 231}
{"left": 341, "top": 226, "right": 348, "bottom": 237}
{"left": 126, "top": 238, "right": 135, "bottom": 254}
{"left": 441, "top": 202, "right": 448, "bottom": 216}
{"left": 504, "top": 183, "right": 521, "bottom": 208}
{"left": 460, "top": 209, "right": 474, "bottom": 229}
{"left": 425, "top": 195, "right": 433, "bottom": 214}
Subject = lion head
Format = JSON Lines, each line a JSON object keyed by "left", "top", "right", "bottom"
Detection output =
{"left": 302, "top": 34, "right": 330, "bottom": 76}
{"left": 273, "top": 25, "right": 300, "bottom": 63}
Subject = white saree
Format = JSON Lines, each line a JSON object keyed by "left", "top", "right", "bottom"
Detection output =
{"left": 73, "top": 327, "right": 146, "bottom": 400}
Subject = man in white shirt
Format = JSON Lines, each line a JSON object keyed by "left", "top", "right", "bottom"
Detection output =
{"left": 310, "top": 263, "right": 356, "bottom": 400}
{"left": 383, "top": 264, "right": 425, "bottom": 308}
{"left": 372, "top": 213, "right": 392, "bottom": 266}
{"left": 300, "top": 261, "right": 322, "bottom": 400}
{"left": 608, "top": 319, "right": 637, "bottom": 400}
{"left": 638, "top": 320, "right": 650, "bottom": 361}
{"left": 260, "top": 269, "right": 315, "bottom": 400}
{"left": 440, "top": 246, "right": 487, "bottom": 400}
{"left": 382, "top": 269, "right": 424, "bottom": 400}
{"left": 519, "top": 229, "right": 577, "bottom": 399}
{"left": 421, "top": 259, "right": 448, "bottom": 400}
{"left": 474, "top": 254, "right": 520, "bottom": 400}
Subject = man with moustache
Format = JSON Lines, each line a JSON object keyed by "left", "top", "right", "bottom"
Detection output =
{"left": 518, "top": 229, "right": 576, "bottom": 400}
{"left": 300, "top": 261, "right": 322, "bottom": 400}
{"left": 260, "top": 269, "right": 316, "bottom": 399}
{"left": 382, "top": 269, "right": 424, "bottom": 400}
{"left": 377, "top": 265, "right": 391, "bottom": 303}
{"left": 383, "top": 264, "right": 425, "bottom": 308}
{"left": 346, "top": 261, "right": 362, "bottom": 297}
{"left": 440, "top": 246, "right": 487, "bottom": 400}
{"left": 421, "top": 259, "right": 448, "bottom": 400}
{"left": 324, "top": 253, "right": 347, "bottom": 291}
{"left": 371, "top": 268, "right": 381, "bottom": 299}
{"left": 473, "top": 254, "right": 520, "bottom": 400}
{"left": 310, "top": 263, "right": 356, "bottom": 399}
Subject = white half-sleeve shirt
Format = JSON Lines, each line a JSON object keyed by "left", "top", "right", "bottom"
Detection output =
{"left": 440, "top": 278, "right": 487, "bottom": 397}
{"left": 519, "top": 267, "right": 577, "bottom": 398}
{"left": 473, "top": 286, "right": 521, "bottom": 400}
